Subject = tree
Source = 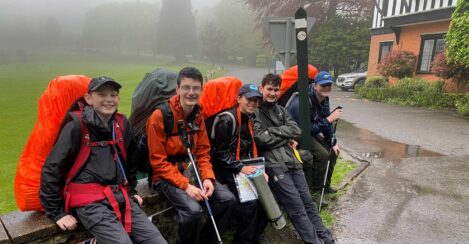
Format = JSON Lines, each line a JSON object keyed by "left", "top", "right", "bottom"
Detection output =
{"left": 309, "top": 15, "right": 371, "bottom": 75}
{"left": 243, "top": 0, "right": 372, "bottom": 24}
{"left": 81, "top": 2, "right": 159, "bottom": 55}
{"left": 446, "top": 0, "right": 469, "bottom": 67}
{"left": 157, "top": 0, "right": 197, "bottom": 62}
{"left": 197, "top": 0, "right": 269, "bottom": 65}
{"left": 199, "top": 21, "right": 227, "bottom": 62}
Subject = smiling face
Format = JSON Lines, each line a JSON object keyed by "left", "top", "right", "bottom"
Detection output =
{"left": 237, "top": 95, "right": 260, "bottom": 114}
{"left": 260, "top": 83, "right": 280, "bottom": 103}
{"left": 313, "top": 82, "right": 332, "bottom": 100}
{"left": 176, "top": 77, "right": 202, "bottom": 113}
{"left": 84, "top": 84, "right": 120, "bottom": 122}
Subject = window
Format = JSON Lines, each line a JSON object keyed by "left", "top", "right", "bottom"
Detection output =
{"left": 418, "top": 33, "right": 445, "bottom": 72}
{"left": 378, "top": 41, "right": 393, "bottom": 63}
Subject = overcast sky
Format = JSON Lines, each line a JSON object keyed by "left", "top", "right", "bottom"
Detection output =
{"left": 0, "top": 0, "right": 221, "bottom": 33}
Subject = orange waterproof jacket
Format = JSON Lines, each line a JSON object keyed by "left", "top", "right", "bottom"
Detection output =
{"left": 146, "top": 95, "right": 215, "bottom": 190}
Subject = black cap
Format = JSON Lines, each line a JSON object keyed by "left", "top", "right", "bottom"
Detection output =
{"left": 238, "top": 83, "right": 261, "bottom": 99}
{"left": 88, "top": 76, "right": 121, "bottom": 92}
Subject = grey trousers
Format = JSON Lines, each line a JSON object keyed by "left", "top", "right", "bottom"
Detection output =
{"left": 155, "top": 180, "right": 237, "bottom": 244}
{"left": 267, "top": 167, "right": 335, "bottom": 244}
{"left": 75, "top": 191, "right": 167, "bottom": 244}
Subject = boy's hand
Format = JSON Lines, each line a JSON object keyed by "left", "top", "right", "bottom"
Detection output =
{"left": 332, "top": 144, "right": 340, "bottom": 156}
{"left": 185, "top": 184, "right": 206, "bottom": 201}
{"left": 202, "top": 179, "right": 214, "bottom": 198}
{"left": 288, "top": 139, "right": 298, "bottom": 149}
{"left": 56, "top": 214, "right": 78, "bottom": 231}
{"left": 327, "top": 108, "right": 343, "bottom": 123}
{"left": 240, "top": 165, "right": 257, "bottom": 175}
{"left": 133, "top": 194, "right": 143, "bottom": 207}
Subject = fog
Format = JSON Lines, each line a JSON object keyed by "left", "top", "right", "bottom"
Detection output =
{"left": 0, "top": 0, "right": 268, "bottom": 65}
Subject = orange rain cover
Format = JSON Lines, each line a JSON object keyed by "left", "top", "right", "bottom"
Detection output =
{"left": 279, "top": 64, "right": 319, "bottom": 98}
{"left": 15, "top": 75, "right": 90, "bottom": 211}
{"left": 200, "top": 76, "right": 243, "bottom": 118}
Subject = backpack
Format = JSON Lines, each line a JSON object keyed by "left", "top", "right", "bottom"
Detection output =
{"left": 200, "top": 76, "right": 243, "bottom": 140}
{"left": 15, "top": 75, "right": 91, "bottom": 211}
{"left": 277, "top": 64, "right": 318, "bottom": 107}
{"left": 128, "top": 69, "right": 177, "bottom": 180}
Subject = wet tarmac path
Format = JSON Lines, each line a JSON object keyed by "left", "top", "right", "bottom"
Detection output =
{"left": 330, "top": 89, "right": 469, "bottom": 244}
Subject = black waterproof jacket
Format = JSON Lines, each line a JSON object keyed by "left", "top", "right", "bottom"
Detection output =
{"left": 210, "top": 107, "right": 255, "bottom": 185}
{"left": 253, "top": 102, "right": 302, "bottom": 171}
{"left": 39, "top": 106, "right": 138, "bottom": 222}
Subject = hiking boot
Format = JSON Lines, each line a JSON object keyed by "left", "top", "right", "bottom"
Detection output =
{"left": 313, "top": 197, "right": 329, "bottom": 208}
{"left": 325, "top": 186, "right": 337, "bottom": 193}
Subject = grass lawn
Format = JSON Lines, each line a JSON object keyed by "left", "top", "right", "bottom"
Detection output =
{"left": 0, "top": 50, "right": 225, "bottom": 214}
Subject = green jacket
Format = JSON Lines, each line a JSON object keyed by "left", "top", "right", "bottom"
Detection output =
{"left": 253, "top": 102, "right": 302, "bottom": 171}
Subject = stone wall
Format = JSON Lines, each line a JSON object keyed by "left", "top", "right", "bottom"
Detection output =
{"left": 0, "top": 180, "right": 177, "bottom": 243}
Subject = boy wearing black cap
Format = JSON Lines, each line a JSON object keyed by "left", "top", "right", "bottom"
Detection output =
{"left": 210, "top": 83, "right": 268, "bottom": 244}
{"left": 40, "top": 76, "right": 166, "bottom": 244}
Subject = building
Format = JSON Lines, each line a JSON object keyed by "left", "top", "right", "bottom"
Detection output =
{"left": 367, "top": 0, "right": 459, "bottom": 86}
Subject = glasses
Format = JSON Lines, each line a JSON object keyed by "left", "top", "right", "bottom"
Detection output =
{"left": 320, "top": 83, "right": 332, "bottom": 88}
{"left": 180, "top": 85, "right": 202, "bottom": 93}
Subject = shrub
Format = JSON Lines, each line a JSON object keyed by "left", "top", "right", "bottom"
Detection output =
{"left": 364, "top": 76, "right": 389, "bottom": 88}
{"left": 377, "top": 50, "right": 417, "bottom": 79}
{"left": 432, "top": 51, "right": 467, "bottom": 81}
{"left": 455, "top": 93, "right": 469, "bottom": 116}
{"left": 446, "top": 0, "right": 469, "bottom": 67}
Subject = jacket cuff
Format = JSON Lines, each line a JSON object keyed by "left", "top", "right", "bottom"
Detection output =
{"left": 233, "top": 162, "right": 243, "bottom": 174}
{"left": 177, "top": 178, "right": 190, "bottom": 191}
{"left": 52, "top": 212, "right": 68, "bottom": 223}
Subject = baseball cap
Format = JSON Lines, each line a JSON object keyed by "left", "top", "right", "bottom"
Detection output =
{"left": 88, "top": 76, "right": 122, "bottom": 92}
{"left": 315, "top": 71, "right": 334, "bottom": 85}
{"left": 238, "top": 83, "right": 262, "bottom": 99}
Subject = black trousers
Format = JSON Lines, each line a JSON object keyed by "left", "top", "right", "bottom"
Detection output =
{"left": 310, "top": 136, "right": 338, "bottom": 191}
{"left": 75, "top": 191, "right": 167, "bottom": 244}
{"left": 155, "top": 180, "right": 236, "bottom": 244}
{"left": 225, "top": 175, "right": 268, "bottom": 244}
{"left": 267, "top": 167, "right": 334, "bottom": 244}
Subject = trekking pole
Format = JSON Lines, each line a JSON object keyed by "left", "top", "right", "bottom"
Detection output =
{"left": 177, "top": 120, "right": 223, "bottom": 244}
{"left": 319, "top": 120, "right": 339, "bottom": 212}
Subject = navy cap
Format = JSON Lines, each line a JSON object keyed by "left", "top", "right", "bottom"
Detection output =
{"left": 315, "top": 71, "right": 333, "bottom": 85}
{"left": 238, "top": 83, "right": 262, "bottom": 99}
{"left": 88, "top": 76, "right": 121, "bottom": 92}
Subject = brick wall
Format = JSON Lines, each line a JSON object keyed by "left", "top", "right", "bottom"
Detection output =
{"left": 367, "top": 20, "right": 458, "bottom": 87}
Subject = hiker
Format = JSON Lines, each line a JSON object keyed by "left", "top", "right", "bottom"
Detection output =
{"left": 210, "top": 83, "right": 268, "bottom": 244}
{"left": 39, "top": 76, "right": 166, "bottom": 244}
{"left": 286, "top": 71, "right": 343, "bottom": 202}
{"left": 146, "top": 67, "right": 236, "bottom": 244}
{"left": 253, "top": 73, "right": 335, "bottom": 244}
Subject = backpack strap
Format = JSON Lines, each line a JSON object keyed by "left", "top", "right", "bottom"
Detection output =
{"left": 156, "top": 102, "right": 175, "bottom": 138}
{"left": 210, "top": 111, "right": 236, "bottom": 141}
{"left": 65, "top": 111, "right": 91, "bottom": 185}
{"left": 65, "top": 112, "right": 126, "bottom": 185}
{"left": 114, "top": 113, "right": 127, "bottom": 162}
{"left": 235, "top": 106, "right": 258, "bottom": 160}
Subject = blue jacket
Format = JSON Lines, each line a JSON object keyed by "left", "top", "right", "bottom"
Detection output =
{"left": 286, "top": 86, "right": 334, "bottom": 146}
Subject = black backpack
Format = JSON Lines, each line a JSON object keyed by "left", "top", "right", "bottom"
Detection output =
{"left": 129, "top": 69, "right": 177, "bottom": 182}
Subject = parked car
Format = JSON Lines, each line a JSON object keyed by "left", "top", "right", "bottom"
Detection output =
{"left": 335, "top": 68, "right": 367, "bottom": 91}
